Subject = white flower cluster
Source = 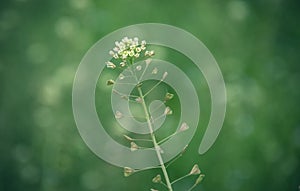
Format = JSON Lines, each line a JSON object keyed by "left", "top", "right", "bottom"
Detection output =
{"left": 106, "top": 37, "right": 154, "bottom": 69}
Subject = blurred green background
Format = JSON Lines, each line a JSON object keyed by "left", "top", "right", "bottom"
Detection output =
{"left": 1, "top": 0, "right": 300, "bottom": 190}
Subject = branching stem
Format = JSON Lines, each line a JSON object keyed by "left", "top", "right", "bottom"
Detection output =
{"left": 137, "top": 86, "right": 173, "bottom": 191}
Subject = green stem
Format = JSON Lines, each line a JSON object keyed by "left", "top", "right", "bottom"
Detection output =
{"left": 171, "top": 173, "right": 191, "bottom": 185}
{"left": 137, "top": 86, "right": 173, "bottom": 191}
{"left": 187, "top": 183, "right": 197, "bottom": 191}
{"left": 158, "top": 132, "right": 177, "bottom": 145}
{"left": 143, "top": 80, "right": 163, "bottom": 97}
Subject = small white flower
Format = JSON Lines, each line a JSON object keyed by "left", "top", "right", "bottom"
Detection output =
{"left": 120, "top": 62, "right": 126, "bottom": 67}
{"left": 119, "top": 42, "right": 125, "bottom": 48}
{"left": 108, "top": 37, "right": 153, "bottom": 61}
{"left": 106, "top": 61, "right": 116, "bottom": 69}
{"left": 118, "top": 45, "right": 124, "bottom": 51}
{"left": 122, "top": 54, "right": 127, "bottom": 59}
{"left": 122, "top": 37, "right": 129, "bottom": 43}
{"left": 113, "top": 54, "right": 119, "bottom": 59}
{"left": 145, "top": 50, "right": 155, "bottom": 56}
{"left": 135, "top": 47, "right": 141, "bottom": 52}
{"left": 128, "top": 38, "right": 133, "bottom": 44}
{"left": 109, "top": 50, "right": 115, "bottom": 56}
{"left": 130, "top": 45, "right": 135, "bottom": 50}
{"left": 129, "top": 50, "right": 134, "bottom": 57}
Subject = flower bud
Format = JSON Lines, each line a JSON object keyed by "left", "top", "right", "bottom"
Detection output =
{"left": 195, "top": 174, "right": 205, "bottom": 185}
{"left": 136, "top": 47, "right": 141, "bottom": 52}
{"left": 145, "top": 50, "right": 155, "bottom": 56}
{"left": 109, "top": 50, "right": 115, "bottom": 56}
{"left": 120, "top": 62, "right": 126, "bottom": 67}
{"left": 134, "top": 53, "right": 140, "bottom": 58}
{"left": 122, "top": 37, "right": 129, "bottom": 43}
{"left": 129, "top": 50, "right": 134, "bottom": 57}
{"left": 106, "top": 61, "right": 116, "bottom": 69}
{"left": 113, "top": 54, "right": 119, "bottom": 59}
